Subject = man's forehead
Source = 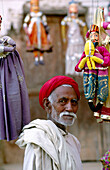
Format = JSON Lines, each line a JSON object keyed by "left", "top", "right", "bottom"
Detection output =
{"left": 54, "top": 85, "right": 77, "bottom": 97}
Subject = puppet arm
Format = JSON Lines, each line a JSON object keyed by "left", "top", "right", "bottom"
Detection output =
{"left": 103, "top": 22, "right": 110, "bottom": 30}
{"left": 75, "top": 52, "right": 86, "bottom": 72}
{"left": 61, "top": 17, "right": 67, "bottom": 43}
{"left": 23, "top": 14, "right": 30, "bottom": 34}
{"left": 99, "top": 46, "right": 110, "bottom": 66}
{"left": 42, "top": 15, "right": 50, "bottom": 34}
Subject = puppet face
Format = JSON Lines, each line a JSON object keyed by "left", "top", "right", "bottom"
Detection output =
{"left": 30, "top": 0, "right": 39, "bottom": 13}
{"left": 69, "top": 3, "right": 78, "bottom": 18}
{"left": 89, "top": 32, "right": 99, "bottom": 47}
{"left": 49, "top": 86, "right": 78, "bottom": 126}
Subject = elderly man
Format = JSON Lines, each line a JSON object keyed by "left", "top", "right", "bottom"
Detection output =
{"left": 16, "top": 75, "right": 82, "bottom": 170}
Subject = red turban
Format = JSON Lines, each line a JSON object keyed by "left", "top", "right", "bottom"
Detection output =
{"left": 39, "top": 75, "right": 80, "bottom": 109}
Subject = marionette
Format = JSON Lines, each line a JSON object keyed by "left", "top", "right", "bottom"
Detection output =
{"left": 75, "top": 24, "right": 110, "bottom": 122}
{"left": 23, "top": 0, "right": 52, "bottom": 66}
{"left": 0, "top": 16, "right": 30, "bottom": 141}
{"left": 93, "top": 7, "right": 110, "bottom": 122}
{"left": 61, "top": 0, "right": 87, "bottom": 76}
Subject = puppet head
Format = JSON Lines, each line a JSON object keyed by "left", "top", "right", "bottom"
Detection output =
{"left": 86, "top": 25, "right": 99, "bottom": 47}
{"left": 30, "top": 0, "right": 39, "bottom": 13}
{"left": 68, "top": 0, "right": 78, "bottom": 18}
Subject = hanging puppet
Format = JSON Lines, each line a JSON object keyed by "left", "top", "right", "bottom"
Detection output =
{"left": 0, "top": 16, "right": 30, "bottom": 141}
{"left": 23, "top": 0, "right": 52, "bottom": 66}
{"left": 61, "top": 0, "right": 87, "bottom": 76}
{"left": 75, "top": 24, "right": 110, "bottom": 122}
{"left": 93, "top": 7, "right": 110, "bottom": 122}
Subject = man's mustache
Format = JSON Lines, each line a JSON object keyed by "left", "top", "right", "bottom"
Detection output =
{"left": 59, "top": 112, "right": 77, "bottom": 119}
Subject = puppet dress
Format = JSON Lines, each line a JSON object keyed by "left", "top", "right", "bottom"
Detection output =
{"left": 65, "top": 18, "right": 84, "bottom": 76}
{"left": 25, "top": 12, "right": 49, "bottom": 52}
{"left": 0, "top": 36, "right": 30, "bottom": 141}
{"left": 101, "top": 22, "right": 110, "bottom": 117}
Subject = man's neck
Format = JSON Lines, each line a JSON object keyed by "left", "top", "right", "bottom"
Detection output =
{"left": 48, "top": 117, "right": 67, "bottom": 133}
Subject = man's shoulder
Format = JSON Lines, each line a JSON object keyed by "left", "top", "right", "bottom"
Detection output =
{"left": 16, "top": 119, "right": 58, "bottom": 147}
{"left": 68, "top": 133, "right": 81, "bottom": 145}
{"left": 22, "top": 119, "right": 60, "bottom": 139}
{"left": 23, "top": 119, "right": 50, "bottom": 129}
{"left": 68, "top": 133, "right": 81, "bottom": 152}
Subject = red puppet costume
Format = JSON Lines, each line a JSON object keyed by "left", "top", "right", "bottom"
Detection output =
{"left": 23, "top": 0, "right": 52, "bottom": 66}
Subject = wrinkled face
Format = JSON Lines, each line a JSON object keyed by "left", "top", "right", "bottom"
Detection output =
{"left": 89, "top": 32, "right": 99, "bottom": 47}
{"left": 49, "top": 86, "right": 78, "bottom": 126}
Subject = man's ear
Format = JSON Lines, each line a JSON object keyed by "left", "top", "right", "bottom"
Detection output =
{"left": 43, "top": 98, "right": 52, "bottom": 114}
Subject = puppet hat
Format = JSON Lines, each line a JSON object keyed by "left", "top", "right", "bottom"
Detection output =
{"left": 86, "top": 24, "right": 99, "bottom": 38}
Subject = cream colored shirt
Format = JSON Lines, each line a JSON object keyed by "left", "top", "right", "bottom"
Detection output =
{"left": 16, "top": 119, "right": 82, "bottom": 170}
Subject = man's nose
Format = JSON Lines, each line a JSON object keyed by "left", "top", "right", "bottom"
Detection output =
{"left": 65, "top": 101, "right": 73, "bottom": 112}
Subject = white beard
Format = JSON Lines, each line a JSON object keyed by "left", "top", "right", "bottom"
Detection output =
{"left": 51, "top": 105, "right": 77, "bottom": 127}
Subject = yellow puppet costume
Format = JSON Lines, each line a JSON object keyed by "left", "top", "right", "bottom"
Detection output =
{"left": 78, "top": 40, "right": 104, "bottom": 70}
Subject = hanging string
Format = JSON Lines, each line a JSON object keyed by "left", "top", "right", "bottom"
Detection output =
{"left": 96, "top": 0, "right": 99, "bottom": 8}
{"left": 91, "top": 0, "right": 94, "bottom": 25}
{"left": 96, "top": 0, "right": 99, "bottom": 25}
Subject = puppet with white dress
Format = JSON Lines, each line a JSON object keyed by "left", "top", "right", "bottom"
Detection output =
{"left": 23, "top": 0, "right": 52, "bottom": 66}
{"left": 61, "top": 0, "right": 86, "bottom": 76}
{"left": 0, "top": 16, "right": 30, "bottom": 141}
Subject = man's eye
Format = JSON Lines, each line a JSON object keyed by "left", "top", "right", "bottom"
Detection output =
{"left": 59, "top": 99, "right": 66, "bottom": 103}
{"left": 59, "top": 99, "right": 67, "bottom": 105}
{"left": 71, "top": 99, "right": 78, "bottom": 105}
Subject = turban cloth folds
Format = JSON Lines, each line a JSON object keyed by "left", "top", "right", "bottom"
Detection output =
{"left": 39, "top": 75, "right": 80, "bottom": 109}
